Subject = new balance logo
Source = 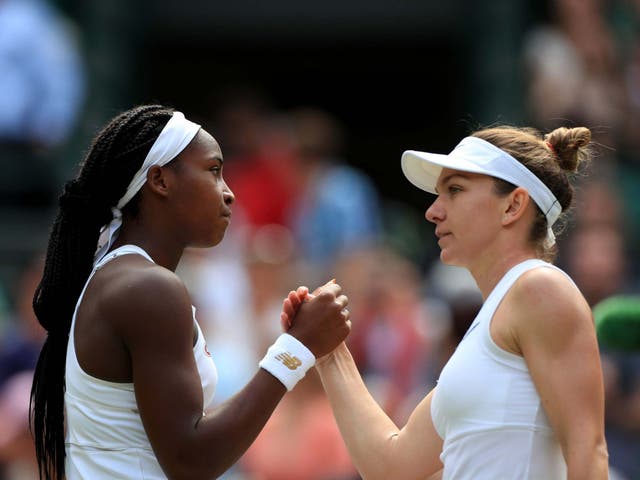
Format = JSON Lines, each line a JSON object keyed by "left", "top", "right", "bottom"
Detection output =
{"left": 275, "top": 352, "right": 302, "bottom": 370}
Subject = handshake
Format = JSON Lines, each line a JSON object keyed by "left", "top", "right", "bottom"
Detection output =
{"left": 280, "top": 279, "right": 351, "bottom": 358}
{"left": 259, "top": 280, "right": 351, "bottom": 391}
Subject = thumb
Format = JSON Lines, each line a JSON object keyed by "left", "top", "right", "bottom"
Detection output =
{"left": 312, "top": 278, "right": 336, "bottom": 296}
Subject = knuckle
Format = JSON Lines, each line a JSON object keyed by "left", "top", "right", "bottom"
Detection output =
{"left": 318, "top": 290, "right": 335, "bottom": 302}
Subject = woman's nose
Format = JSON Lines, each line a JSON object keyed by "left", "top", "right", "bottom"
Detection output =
{"left": 425, "top": 197, "right": 444, "bottom": 224}
{"left": 223, "top": 183, "right": 235, "bottom": 205}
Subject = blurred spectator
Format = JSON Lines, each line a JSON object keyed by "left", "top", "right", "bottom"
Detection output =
{"left": 521, "top": 6, "right": 640, "bottom": 471}
{"left": 222, "top": 106, "right": 302, "bottom": 230}
{"left": 210, "top": 86, "right": 276, "bottom": 160}
{"left": 329, "top": 245, "right": 433, "bottom": 420}
{"left": 288, "top": 107, "right": 382, "bottom": 283}
{"left": 560, "top": 225, "right": 628, "bottom": 308}
{"left": 0, "top": 255, "right": 45, "bottom": 479}
{"left": 572, "top": 179, "right": 623, "bottom": 229}
{"left": 522, "top": 0, "right": 640, "bottom": 275}
{"left": 615, "top": 160, "right": 640, "bottom": 268}
{"left": 600, "top": 349, "right": 640, "bottom": 480}
{"left": 177, "top": 222, "right": 299, "bottom": 404}
{"left": 0, "top": 0, "right": 85, "bottom": 206}
{"left": 0, "top": 371, "right": 36, "bottom": 480}
{"left": 425, "top": 262, "right": 483, "bottom": 379}
{"left": 564, "top": 224, "right": 627, "bottom": 303}
{"left": 558, "top": 179, "right": 638, "bottom": 478}
{"left": 0, "top": 255, "right": 45, "bottom": 389}
{"left": 523, "top": 0, "right": 626, "bottom": 144}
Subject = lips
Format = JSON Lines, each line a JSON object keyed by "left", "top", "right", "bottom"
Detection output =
{"left": 220, "top": 211, "right": 232, "bottom": 224}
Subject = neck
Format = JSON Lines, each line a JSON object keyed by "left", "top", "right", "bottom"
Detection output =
{"left": 466, "top": 243, "right": 538, "bottom": 300}
{"left": 111, "top": 218, "right": 185, "bottom": 272}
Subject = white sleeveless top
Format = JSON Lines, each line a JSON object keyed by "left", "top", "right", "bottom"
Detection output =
{"left": 431, "top": 259, "right": 569, "bottom": 479}
{"left": 64, "top": 245, "right": 218, "bottom": 479}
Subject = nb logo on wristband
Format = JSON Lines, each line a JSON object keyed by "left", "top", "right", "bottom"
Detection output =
{"left": 275, "top": 352, "right": 302, "bottom": 370}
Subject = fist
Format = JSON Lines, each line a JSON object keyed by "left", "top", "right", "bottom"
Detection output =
{"left": 280, "top": 286, "right": 311, "bottom": 331}
{"left": 282, "top": 280, "right": 351, "bottom": 358}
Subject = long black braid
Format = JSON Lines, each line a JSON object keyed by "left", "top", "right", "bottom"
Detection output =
{"left": 30, "top": 105, "right": 175, "bottom": 480}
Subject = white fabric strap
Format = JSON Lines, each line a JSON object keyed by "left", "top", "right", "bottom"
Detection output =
{"left": 116, "top": 112, "right": 201, "bottom": 209}
{"left": 454, "top": 138, "right": 562, "bottom": 234}
{"left": 468, "top": 138, "right": 560, "bottom": 247}
{"left": 94, "top": 111, "right": 201, "bottom": 262}
{"left": 259, "top": 333, "right": 316, "bottom": 391}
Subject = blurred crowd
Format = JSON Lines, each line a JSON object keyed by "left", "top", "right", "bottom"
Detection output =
{"left": 524, "top": 2, "right": 640, "bottom": 477}
{"left": 1, "top": 0, "right": 640, "bottom": 479}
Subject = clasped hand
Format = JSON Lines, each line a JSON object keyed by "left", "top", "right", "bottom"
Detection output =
{"left": 279, "top": 280, "right": 351, "bottom": 359}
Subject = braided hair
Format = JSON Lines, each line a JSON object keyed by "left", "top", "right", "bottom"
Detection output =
{"left": 30, "top": 105, "right": 175, "bottom": 480}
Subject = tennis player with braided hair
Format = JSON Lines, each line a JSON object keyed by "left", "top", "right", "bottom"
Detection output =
{"left": 29, "top": 105, "right": 351, "bottom": 480}
{"left": 284, "top": 126, "right": 608, "bottom": 479}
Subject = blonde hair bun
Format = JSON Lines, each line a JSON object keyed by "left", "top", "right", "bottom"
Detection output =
{"left": 544, "top": 127, "right": 591, "bottom": 172}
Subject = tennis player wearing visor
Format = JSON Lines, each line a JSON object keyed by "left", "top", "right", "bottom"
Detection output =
{"left": 283, "top": 125, "right": 608, "bottom": 480}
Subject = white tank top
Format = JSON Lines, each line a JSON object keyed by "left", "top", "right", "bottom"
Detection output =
{"left": 64, "top": 245, "right": 218, "bottom": 479}
{"left": 431, "top": 259, "right": 569, "bottom": 479}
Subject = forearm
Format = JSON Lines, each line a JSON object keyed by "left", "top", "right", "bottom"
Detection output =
{"left": 172, "top": 369, "right": 286, "bottom": 479}
{"left": 315, "top": 343, "right": 403, "bottom": 480}
{"left": 565, "top": 439, "right": 609, "bottom": 480}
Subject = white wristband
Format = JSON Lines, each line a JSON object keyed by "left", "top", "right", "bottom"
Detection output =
{"left": 259, "top": 333, "right": 316, "bottom": 391}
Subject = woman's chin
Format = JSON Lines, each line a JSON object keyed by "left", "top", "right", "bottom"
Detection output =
{"left": 193, "top": 232, "right": 226, "bottom": 249}
{"left": 439, "top": 250, "right": 462, "bottom": 267}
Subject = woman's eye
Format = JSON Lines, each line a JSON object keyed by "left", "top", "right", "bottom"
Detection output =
{"left": 448, "top": 185, "right": 462, "bottom": 194}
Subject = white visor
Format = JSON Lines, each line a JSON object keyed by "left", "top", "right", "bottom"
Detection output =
{"left": 401, "top": 136, "right": 562, "bottom": 245}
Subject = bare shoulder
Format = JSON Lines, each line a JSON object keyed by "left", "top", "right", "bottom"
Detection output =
{"left": 511, "top": 266, "right": 588, "bottom": 314}
{"left": 94, "top": 255, "right": 193, "bottom": 336}
{"left": 509, "top": 266, "right": 592, "bottom": 341}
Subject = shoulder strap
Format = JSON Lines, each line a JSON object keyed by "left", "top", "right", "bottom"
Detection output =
{"left": 93, "top": 244, "right": 154, "bottom": 269}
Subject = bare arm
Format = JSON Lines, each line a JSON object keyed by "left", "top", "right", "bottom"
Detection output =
{"left": 282, "top": 288, "right": 442, "bottom": 479}
{"left": 111, "top": 269, "right": 350, "bottom": 480}
{"left": 316, "top": 343, "right": 443, "bottom": 480}
{"left": 511, "top": 268, "right": 608, "bottom": 480}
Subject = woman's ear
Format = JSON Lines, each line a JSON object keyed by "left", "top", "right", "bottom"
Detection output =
{"left": 146, "top": 165, "right": 170, "bottom": 198}
{"left": 501, "top": 187, "right": 531, "bottom": 226}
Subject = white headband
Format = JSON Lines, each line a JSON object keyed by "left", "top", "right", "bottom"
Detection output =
{"left": 401, "top": 136, "right": 561, "bottom": 247}
{"left": 94, "top": 111, "right": 201, "bottom": 262}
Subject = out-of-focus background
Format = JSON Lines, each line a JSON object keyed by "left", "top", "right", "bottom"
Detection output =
{"left": 1, "top": 0, "right": 639, "bottom": 478}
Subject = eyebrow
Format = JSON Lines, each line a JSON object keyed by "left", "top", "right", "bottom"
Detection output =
{"left": 435, "top": 173, "right": 471, "bottom": 194}
{"left": 207, "top": 155, "right": 224, "bottom": 164}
